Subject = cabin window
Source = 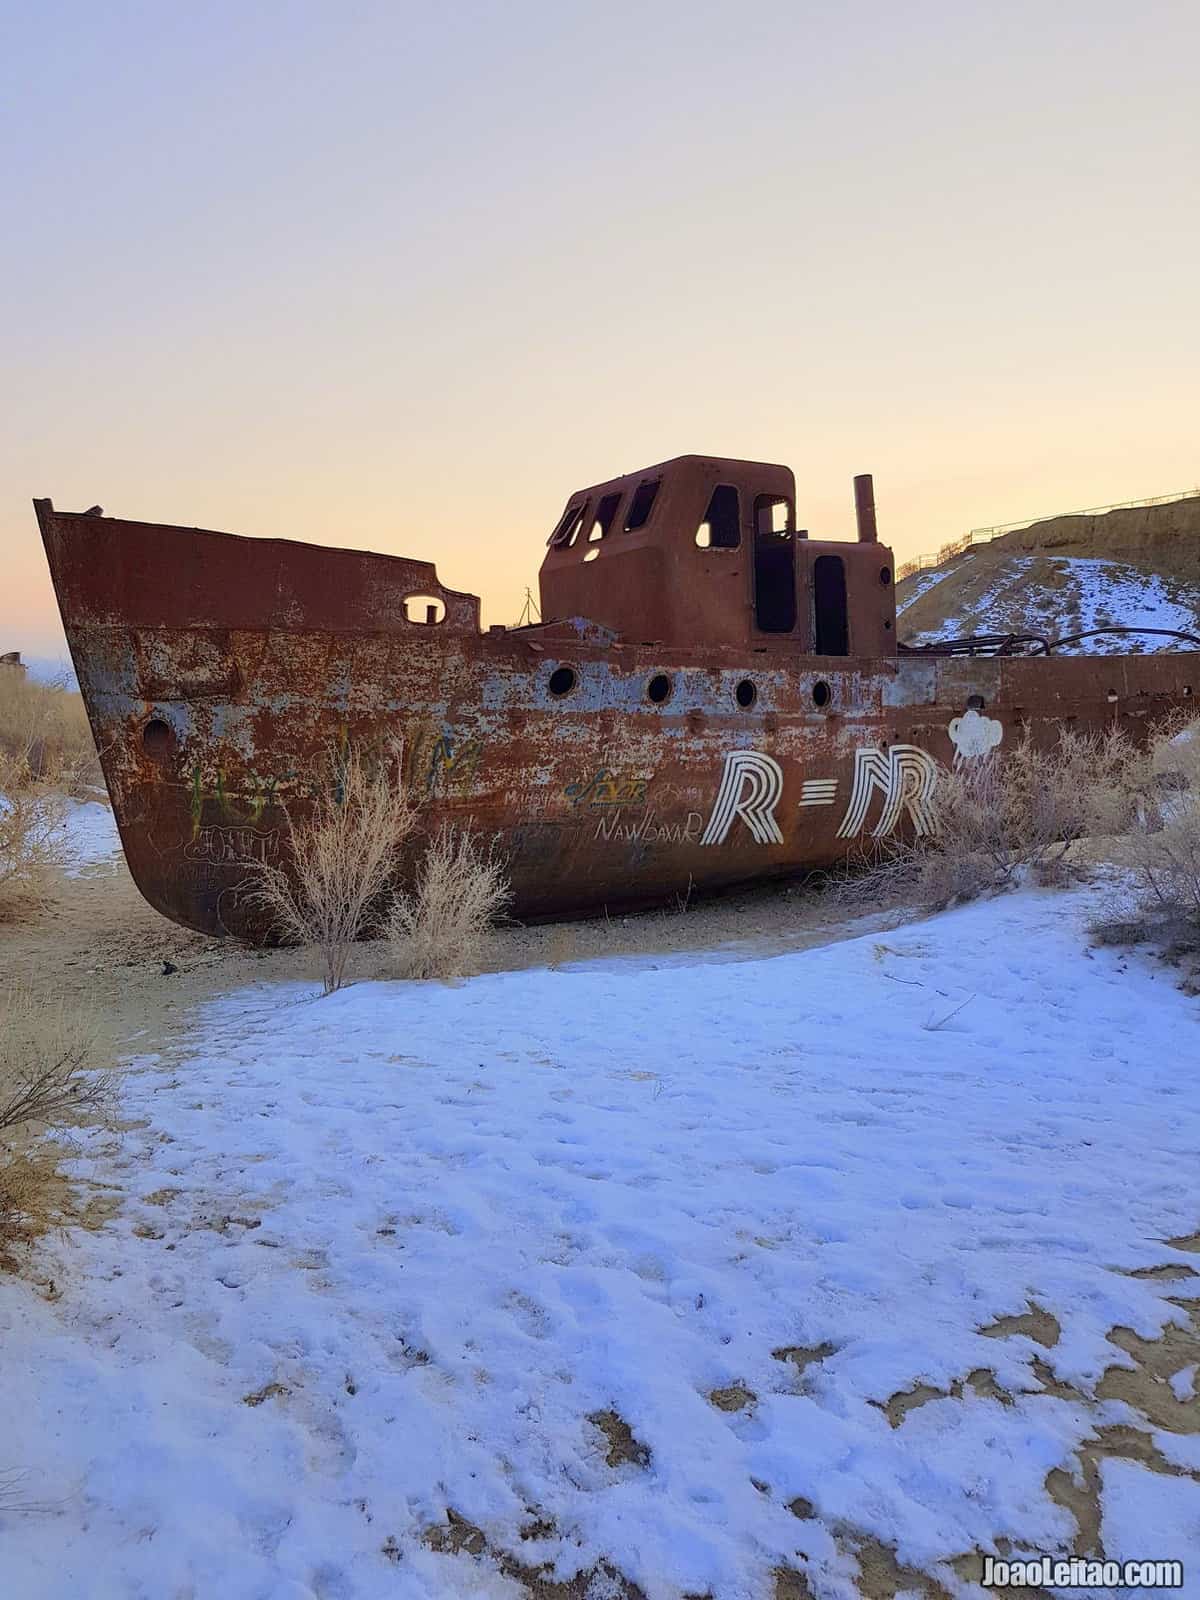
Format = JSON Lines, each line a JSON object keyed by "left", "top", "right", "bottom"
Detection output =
{"left": 624, "top": 479, "right": 660, "bottom": 531}
{"left": 549, "top": 502, "right": 587, "bottom": 547}
{"left": 753, "top": 494, "right": 796, "bottom": 633}
{"left": 588, "top": 492, "right": 622, "bottom": 542}
{"left": 756, "top": 495, "right": 792, "bottom": 535}
{"left": 813, "top": 554, "right": 849, "bottom": 656}
{"left": 695, "top": 484, "right": 740, "bottom": 549}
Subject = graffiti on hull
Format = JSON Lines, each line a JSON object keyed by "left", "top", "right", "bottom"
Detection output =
{"left": 699, "top": 753, "right": 785, "bottom": 845}
{"left": 594, "top": 808, "right": 704, "bottom": 845}
{"left": 835, "top": 745, "right": 938, "bottom": 839}
{"left": 184, "top": 825, "right": 280, "bottom": 864}
{"left": 699, "top": 744, "right": 941, "bottom": 847}
{"left": 948, "top": 708, "right": 1003, "bottom": 765}
{"left": 565, "top": 768, "right": 650, "bottom": 807}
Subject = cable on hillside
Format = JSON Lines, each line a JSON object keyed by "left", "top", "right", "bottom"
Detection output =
{"left": 899, "top": 626, "right": 1200, "bottom": 658}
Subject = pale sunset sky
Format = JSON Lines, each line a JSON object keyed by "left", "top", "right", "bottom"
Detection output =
{"left": 3, "top": 0, "right": 1197, "bottom": 659}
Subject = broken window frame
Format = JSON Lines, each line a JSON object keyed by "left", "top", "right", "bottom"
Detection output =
{"left": 624, "top": 479, "right": 661, "bottom": 532}
{"left": 695, "top": 484, "right": 741, "bottom": 550}
{"left": 588, "top": 492, "right": 624, "bottom": 543}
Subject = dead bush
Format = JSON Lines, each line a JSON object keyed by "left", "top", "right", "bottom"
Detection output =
{"left": 386, "top": 825, "right": 511, "bottom": 980}
{"left": 0, "top": 669, "right": 100, "bottom": 794}
{"left": 0, "top": 671, "right": 103, "bottom": 918}
{"left": 0, "top": 990, "right": 112, "bottom": 1268}
{"left": 1092, "top": 721, "right": 1200, "bottom": 951}
{"left": 0, "top": 1143, "right": 68, "bottom": 1267}
{"left": 0, "top": 766, "right": 67, "bottom": 919}
{"left": 242, "top": 744, "right": 417, "bottom": 993}
{"left": 840, "top": 725, "right": 1148, "bottom": 911}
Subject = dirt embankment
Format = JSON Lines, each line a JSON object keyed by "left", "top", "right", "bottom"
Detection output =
{"left": 998, "top": 494, "right": 1200, "bottom": 577}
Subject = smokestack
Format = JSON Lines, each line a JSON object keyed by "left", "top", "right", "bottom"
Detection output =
{"left": 853, "top": 474, "right": 877, "bottom": 543}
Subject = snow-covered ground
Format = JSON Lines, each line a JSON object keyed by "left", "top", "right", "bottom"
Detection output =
{"left": 4, "top": 885, "right": 1200, "bottom": 1599}
{"left": 904, "top": 555, "right": 1199, "bottom": 653}
{"left": 59, "top": 796, "right": 120, "bottom": 877}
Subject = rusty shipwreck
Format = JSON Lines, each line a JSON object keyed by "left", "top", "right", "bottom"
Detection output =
{"left": 36, "top": 455, "right": 1199, "bottom": 939}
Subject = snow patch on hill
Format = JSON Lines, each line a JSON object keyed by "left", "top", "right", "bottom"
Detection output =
{"left": 894, "top": 564, "right": 955, "bottom": 612}
{"left": 903, "top": 555, "right": 1199, "bottom": 652}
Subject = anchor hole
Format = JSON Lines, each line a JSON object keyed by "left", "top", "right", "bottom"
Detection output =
{"left": 142, "top": 718, "right": 176, "bottom": 759}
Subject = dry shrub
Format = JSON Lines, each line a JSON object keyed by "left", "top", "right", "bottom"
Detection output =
{"left": 1092, "top": 721, "right": 1200, "bottom": 952}
{"left": 242, "top": 744, "right": 417, "bottom": 993}
{"left": 0, "top": 989, "right": 112, "bottom": 1267}
{"left": 0, "top": 1143, "right": 67, "bottom": 1267}
{"left": 842, "top": 726, "right": 1147, "bottom": 910}
{"left": 386, "top": 825, "right": 511, "bottom": 980}
{"left": 0, "top": 772, "right": 67, "bottom": 919}
{"left": 0, "top": 668, "right": 99, "bottom": 793}
{"left": 0, "top": 670, "right": 102, "bottom": 920}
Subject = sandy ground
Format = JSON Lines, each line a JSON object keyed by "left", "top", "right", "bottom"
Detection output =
{"left": 1, "top": 848, "right": 893, "bottom": 1070}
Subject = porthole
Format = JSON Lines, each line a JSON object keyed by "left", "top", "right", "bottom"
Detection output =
{"left": 548, "top": 666, "right": 577, "bottom": 698}
{"left": 647, "top": 673, "right": 673, "bottom": 705}
{"left": 735, "top": 679, "right": 757, "bottom": 709}
{"left": 142, "top": 717, "right": 175, "bottom": 758}
{"left": 812, "top": 680, "right": 831, "bottom": 709}
{"left": 879, "top": 566, "right": 892, "bottom": 586}
{"left": 583, "top": 548, "right": 599, "bottom": 563}
{"left": 966, "top": 693, "right": 985, "bottom": 710}
{"left": 884, "top": 619, "right": 892, "bottom": 631}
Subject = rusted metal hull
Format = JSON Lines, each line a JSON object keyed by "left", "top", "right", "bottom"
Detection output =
{"left": 37, "top": 502, "right": 1197, "bottom": 941}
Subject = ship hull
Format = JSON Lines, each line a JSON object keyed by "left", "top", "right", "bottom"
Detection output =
{"left": 38, "top": 503, "right": 1197, "bottom": 940}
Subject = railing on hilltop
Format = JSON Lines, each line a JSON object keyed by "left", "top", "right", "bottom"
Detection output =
{"left": 895, "top": 487, "right": 1200, "bottom": 583}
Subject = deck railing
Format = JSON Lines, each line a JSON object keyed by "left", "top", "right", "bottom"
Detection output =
{"left": 895, "top": 488, "right": 1200, "bottom": 583}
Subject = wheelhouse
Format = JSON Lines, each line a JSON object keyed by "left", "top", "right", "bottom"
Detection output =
{"left": 537, "top": 455, "right": 897, "bottom": 656}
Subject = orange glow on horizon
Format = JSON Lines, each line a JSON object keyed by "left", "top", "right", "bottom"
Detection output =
{"left": 3, "top": 2, "right": 1197, "bottom": 659}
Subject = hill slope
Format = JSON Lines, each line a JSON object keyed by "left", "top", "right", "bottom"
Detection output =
{"left": 898, "top": 494, "right": 1200, "bottom": 652}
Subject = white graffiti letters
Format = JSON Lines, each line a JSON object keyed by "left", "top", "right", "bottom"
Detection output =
{"left": 700, "top": 751, "right": 785, "bottom": 846}
{"left": 836, "top": 744, "right": 939, "bottom": 838}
